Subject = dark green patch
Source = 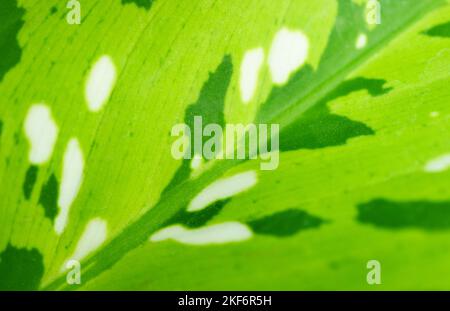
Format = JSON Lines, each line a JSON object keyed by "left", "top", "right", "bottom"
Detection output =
{"left": 0, "top": 244, "right": 44, "bottom": 290}
{"left": 49, "top": 5, "right": 58, "bottom": 15}
{"left": 357, "top": 199, "right": 450, "bottom": 230}
{"left": 0, "top": 119, "right": 3, "bottom": 137}
{"left": 424, "top": 20, "right": 450, "bottom": 37}
{"left": 184, "top": 54, "right": 231, "bottom": 136}
{"left": 39, "top": 174, "right": 59, "bottom": 222}
{"left": 248, "top": 209, "right": 326, "bottom": 237}
{"left": 279, "top": 78, "right": 391, "bottom": 151}
{"left": 121, "top": 0, "right": 153, "bottom": 10}
{"left": 22, "top": 165, "right": 38, "bottom": 200}
{"left": 164, "top": 199, "right": 230, "bottom": 228}
{"left": 163, "top": 55, "right": 233, "bottom": 193}
{"left": 0, "top": 0, "right": 25, "bottom": 82}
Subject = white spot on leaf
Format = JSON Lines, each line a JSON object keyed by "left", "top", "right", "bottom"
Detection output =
{"left": 24, "top": 104, "right": 58, "bottom": 164}
{"left": 425, "top": 154, "right": 450, "bottom": 173}
{"left": 268, "top": 28, "right": 309, "bottom": 85}
{"left": 240, "top": 48, "right": 264, "bottom": 103}
{"left": 85, "top": 55, "right": 117, "bottom": 112}
{"left": 187, "top": 171, "right": 257, "bottom": 212}
{"left": 430, "top": 111, "right": 439, "bottom": 118}
{"left": 356, "top": 33, "right": 367, "bottom": 49}
{"left": 190, "top": 153, "right": 203, "bottom": 170}
{"left": 55, "top": 138, "right": 84, "bottom": 234}
{"left": 150, "top": 222, "right": 252, "bottom": 245}
{"left": 62, "top": 218, "right": 107, "bottom": 270}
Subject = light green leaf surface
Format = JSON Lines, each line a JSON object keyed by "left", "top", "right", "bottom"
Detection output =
{"left": 0, "top": 0, "right": 449, "bottom": 290}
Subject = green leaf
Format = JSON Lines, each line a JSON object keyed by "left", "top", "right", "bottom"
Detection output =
{"left": 0, "top": 0, "right": 449, "bottom": 290}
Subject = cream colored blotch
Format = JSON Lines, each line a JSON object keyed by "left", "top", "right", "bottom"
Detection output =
{"left": 187, "top": 171, "right": 257, "bottom": 212}
{"left": 62, "top": 218, "right": 107, "bottom": 271}
{"left": 24, "top": 104, "right": 58, "bottom": 164}
{"left": 150, "top": 222, "right": 252, "bottom": 245}
{"left": 72, "top": 218, "right": 107, "bottom": 260}
{"left": 424, "top": 154, "right": 450, "bottom": 173}
{"left": 240, "top": 48, "right": 264, "bottom": 103}
{"left": 268, "top": 28, "right": 309, "bottom": 85}
{"left": 54, "top": 138, "right": 84, "bottom": 234}
{"left": 85, "top": 55, "right": 117, "bottom": 112}
{"left": 356, "top": 33, "right": 368, "bottom": 49}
